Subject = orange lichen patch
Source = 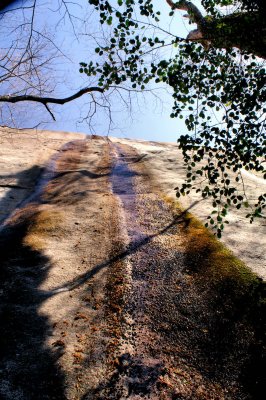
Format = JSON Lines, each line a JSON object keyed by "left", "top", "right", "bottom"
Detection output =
{"left": 4, "top": 202, "right": 39, "bottom": 227}
{"left": 73, "top": 352, "right": 84, "bottom": 364}
{"left": 55, "top": 140, "right": 87, "bottom": 172}
{"left": 39, "top": 141, "right": 94, "bottom": 205}
{"left": 103, "top": 202, "right": 130, "bottom": 371}
{"left": 28, "top": 208, "right": 63, "bottom": 234}
{"left": 74, "top": 313, "right": 89, "bottom": 321}
{"left": 164, "top": 196, "right": 259, "bottom": 290}
{"left": 185, "top": 215, "right": 255, "bottom": 282}
{"left": 23, "top": 208, "right": 63, "bottom": 250}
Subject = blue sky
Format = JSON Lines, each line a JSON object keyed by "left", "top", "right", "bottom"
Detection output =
{"left": 1, "top": 0, "right": 203, "bottom": 142}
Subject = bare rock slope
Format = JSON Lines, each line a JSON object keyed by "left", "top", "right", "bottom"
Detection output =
{"left": 0, "top": 128, "right": 265, "bottom": 400}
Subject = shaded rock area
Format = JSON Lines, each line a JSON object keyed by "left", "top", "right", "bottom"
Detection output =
{"left": 113, "top": 137, "right": 266, "bottom": 280}
{"left": 0, "top": 130, "right": 265, "bottom": 399}
{"left": 0, "top": 135, "right": 122, "bottom": 399}
{"left": 99, "top": 143, "right": 266, "bottom": 400}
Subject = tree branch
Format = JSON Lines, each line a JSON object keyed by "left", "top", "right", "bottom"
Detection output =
{"left": 44, "top": 103, "right": 56, "bottom": 120}
{"left": 166, "top": 0, "right": 207, "bottom": 43}
{"left": 166, "top": 0, "right": 205, "bottom": 27}
{"left": 0, "top": 86, "right": 104, "bottom": 106}
{"left": 166, "top": 0, "right": 266, "bottom": 57}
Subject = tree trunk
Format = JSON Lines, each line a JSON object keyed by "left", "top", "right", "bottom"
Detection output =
{"left": 203, "top": 12, "right": 266, "bottom": 59}
{"left": 167, "top": 1, "right": 266, "bottom": 59}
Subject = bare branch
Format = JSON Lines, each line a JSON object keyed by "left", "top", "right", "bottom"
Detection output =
{"left": 44, "top": 103, "right": 56, "bottom": 120}
{"left": 0, "top": 86, "right": 104, "bottom": 106}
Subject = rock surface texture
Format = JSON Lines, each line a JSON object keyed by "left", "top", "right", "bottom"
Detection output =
{"left": 0, "top": 130, "right": 265, "bottom": 399}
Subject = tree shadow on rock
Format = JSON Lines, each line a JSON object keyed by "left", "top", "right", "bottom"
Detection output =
{"left": 170, "top": 212, "right": 266, "bottom": 399}
{"left": 81, "top": 353, "right": 165, "bottom": 399}
{"left": 0, "top": 204, "right": 66, "bottom": 399}
{"left": 0, "top": 165, "right": 43, "bottom": 224}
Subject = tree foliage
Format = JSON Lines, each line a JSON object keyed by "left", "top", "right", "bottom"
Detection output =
{"left": 81, "top": 0, "right": 266, "bottom": 236}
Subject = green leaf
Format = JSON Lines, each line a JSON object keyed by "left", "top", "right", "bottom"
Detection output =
{"left": 107, "top": 16, "right": 112, "bottom": 25}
